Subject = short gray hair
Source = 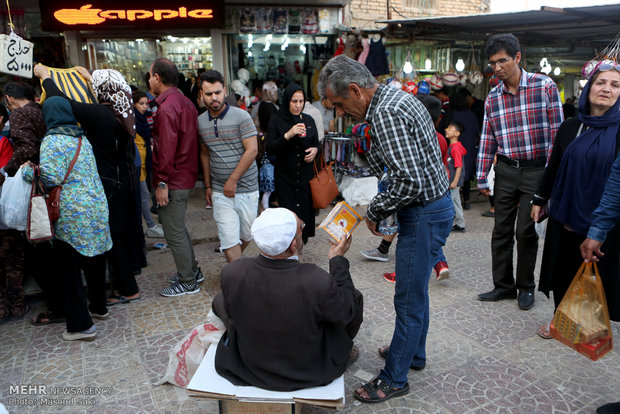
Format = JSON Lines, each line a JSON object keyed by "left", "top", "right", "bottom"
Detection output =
{"left": 317, "top": 55, "right": 377, "bottom": 99}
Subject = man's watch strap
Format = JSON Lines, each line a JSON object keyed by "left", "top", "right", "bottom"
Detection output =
{"left": 158, "top": 182, "right": 168, "bottom": 189}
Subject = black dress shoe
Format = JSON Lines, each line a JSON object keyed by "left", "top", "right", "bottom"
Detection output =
{"left": 452, "top": 225, "right": 466, "bottom": 233}
{"left": 477, "top": 289, "right": 517, "bottom": 301}
{"left": 518, "top": 290, "right": 535, "bottom": 310}
{"left": 463, "top": 202, "right": 471, "bottom": 210}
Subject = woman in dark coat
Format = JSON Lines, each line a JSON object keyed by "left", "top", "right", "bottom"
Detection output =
{"left": 531, "top": 65, "right": 620, "bottom": 337}
{"left": 34, "top": 64, "right": 141, "bottom": 305}
{"left": 266, "top": 84, "right": 319, "bottom": 243}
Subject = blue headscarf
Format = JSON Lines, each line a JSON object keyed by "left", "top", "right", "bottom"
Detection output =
{"left": 42, "top": 97, "right": 84, "bottom": 138}
{"left": 549, "top": 68, "right": 620, "bottom": 236}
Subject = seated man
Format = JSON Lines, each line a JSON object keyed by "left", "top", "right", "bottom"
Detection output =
{"left": 213, "top": 207, "right": 363, "bottom": 391}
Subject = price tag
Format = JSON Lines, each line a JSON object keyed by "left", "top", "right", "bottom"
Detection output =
{"left": 0, "top": 34, "right": 33, "bottom": 78}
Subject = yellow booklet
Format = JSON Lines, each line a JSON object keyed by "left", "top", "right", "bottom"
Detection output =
{"left": 318, "top": 201, "right": 363, "bottom": 243}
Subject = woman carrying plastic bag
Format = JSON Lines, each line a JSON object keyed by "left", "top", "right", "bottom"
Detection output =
{"left": 0, "top": 166, "right": 30, "bottom": 230}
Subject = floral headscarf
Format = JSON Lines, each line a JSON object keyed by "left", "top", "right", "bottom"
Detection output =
{"left": 91, "top": 69, "right": 135, "bottom": 138}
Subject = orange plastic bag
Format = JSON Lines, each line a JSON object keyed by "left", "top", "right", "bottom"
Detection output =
{"left": 550, "top": 262, "right": 613, "bottom": 360}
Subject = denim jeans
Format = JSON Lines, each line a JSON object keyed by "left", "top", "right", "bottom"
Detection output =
{"left": 379, "top": 193, "right": 453, "bottom": 388}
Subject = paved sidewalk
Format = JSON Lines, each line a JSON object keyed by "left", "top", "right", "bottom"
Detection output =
{"left": 0, "top": 188, "right": 618, "bottom": 413}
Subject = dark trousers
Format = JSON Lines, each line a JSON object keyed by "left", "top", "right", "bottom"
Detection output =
{"left": 53, "top": 240, "right": 107, "bottom": 332}
{"left": 491, "top": 161, "right": 544, "bottom": 292}
{"left": 0, "top": 230, "right": 25, "bottom": 317}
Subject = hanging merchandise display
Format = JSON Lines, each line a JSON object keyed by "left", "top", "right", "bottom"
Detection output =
{"left": 466, "top": 44, "right": 483, "bottom": 86}
{"left": 272, "top": 9, "right": 288, "bottom": 34}
{"left": 442, "top": 71, "right": 459, "bottom": 86}
{"left": 358, "top": 37, "right": 369, "bottom": 65}
{"left": 429, "top": 73, "right": 443, "bottom": 90}
{"left": 301, "top": 9, "right": 319, "bottom": 34}
{"left": 417, "top": 80, "right": 430, "bottom": 95}
{"left": 365, "top": 35, "right": 390, "bottom": 77}
{"left": 457, "top": 73, "right": 468, "bottom": 87}
{"left": 582, "top": 33, "right": 620, "bottom": 79}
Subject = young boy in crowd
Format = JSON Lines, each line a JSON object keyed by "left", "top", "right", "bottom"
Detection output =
{"left": 446, "top": 121, "right": 467, "bottom": 232}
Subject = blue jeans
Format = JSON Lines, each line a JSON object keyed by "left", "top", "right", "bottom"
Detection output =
{"left": 379, "top": 194, "right": 453, "bottom": 388}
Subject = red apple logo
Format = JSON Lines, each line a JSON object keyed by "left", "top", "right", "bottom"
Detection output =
{"left": 54, "top": 4, "right": 105, "bottom": 25}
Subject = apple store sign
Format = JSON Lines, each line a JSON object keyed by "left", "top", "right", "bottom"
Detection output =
{"left": 39, "top": 0, "right": 225, "bottom": 31}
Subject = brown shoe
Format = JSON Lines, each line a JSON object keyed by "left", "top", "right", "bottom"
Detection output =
{"left": 347, "top": 345, "right": 360, "bottom": 367}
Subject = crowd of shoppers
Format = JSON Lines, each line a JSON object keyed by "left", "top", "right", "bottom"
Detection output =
{"left": 0, "top": 30, "right": 618, "bottom": 410}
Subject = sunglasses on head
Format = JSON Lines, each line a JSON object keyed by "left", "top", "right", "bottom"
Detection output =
{"left": 596, "top": 60, "right": 620, "bottom": 73}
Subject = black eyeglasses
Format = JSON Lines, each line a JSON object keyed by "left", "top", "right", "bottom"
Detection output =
{"left": 488, "top": 57, "right": 512, "bottom": 68}
{"left": 299, "top": 222, "right": 306, "bottom": 231}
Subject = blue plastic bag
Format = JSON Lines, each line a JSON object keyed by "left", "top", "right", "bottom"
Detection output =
{"left": 0, "top": 167, "right": 31, "bottom": 231}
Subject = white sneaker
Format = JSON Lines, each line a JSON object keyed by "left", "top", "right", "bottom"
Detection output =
{"left": 62, "top": 326, "right": 97, "bottom": 341}
{"left": 147, "top": 224, "right": 165, "bottom": 238}
{"left": 360, "top": 248, "right": 389, "bottom": 262}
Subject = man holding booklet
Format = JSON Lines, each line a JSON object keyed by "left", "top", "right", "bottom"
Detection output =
{"left": 318, "top": 55, "right": 453, "bottom": 403}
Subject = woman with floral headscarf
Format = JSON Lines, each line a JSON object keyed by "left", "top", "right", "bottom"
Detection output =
{"left": 531, "top": 62, "right": 620, "bottom": 338}
{"left": 34, "top": 64, "right": 141, "bottom": 306}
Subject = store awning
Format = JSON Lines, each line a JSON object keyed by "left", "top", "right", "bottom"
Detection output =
{"left": 378, "top": 4, "right": 620, "bottom": 47}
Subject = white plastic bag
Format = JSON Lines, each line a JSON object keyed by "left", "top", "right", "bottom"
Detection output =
{"left": 0, "top": 167, "right": 31, "bottom": 231}
{"left": 158, "top": 309, "right": 225, "bottom": 387}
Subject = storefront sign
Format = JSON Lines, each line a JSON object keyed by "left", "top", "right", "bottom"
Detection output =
{"left": 0, "top": 34, "right": 33, "bottom": 78}
{"left": 39, "top": 0, "right": 225, "bottom": 30}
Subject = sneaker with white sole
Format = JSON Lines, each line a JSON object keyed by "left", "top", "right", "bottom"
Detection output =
{"left": 62, "top": 326, "right": 97, "bottom": 341}
{"left": 89, "top": 311, "right": 109, "bottom": 320}
{"left": 146, "top": 224, "right": 165, "bottom": 238}
{"left": 434, "top": 261, "right": 450, "bottom": 280}
{"left": 360, "top": 248, "right": 389, "bottom": 262}
{"left": 160, "top": 281, "right": 200, "bottom": 297}
{"left": 169, "top": 267, "right": 204, "bottom": 284}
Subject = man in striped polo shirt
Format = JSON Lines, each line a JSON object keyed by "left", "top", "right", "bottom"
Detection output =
{"left": 198, "top": 70, "right": 259, "bottom": 263}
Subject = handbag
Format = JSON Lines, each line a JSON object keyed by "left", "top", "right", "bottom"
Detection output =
{"left": 550, "top": 262, "right": 613, "bottom": 360}
{"left": 309, "top": 153, "right": 339, "bottom": 209}
{"left": 47, "top": 137, "right": 82, "bottom": 223}
{"left": 26, "top": 165, "right": 54, "bottom": 243}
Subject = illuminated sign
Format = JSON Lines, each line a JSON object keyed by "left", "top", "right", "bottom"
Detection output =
{"left": 40, "top": 0, "right": 225, "bottom": 30}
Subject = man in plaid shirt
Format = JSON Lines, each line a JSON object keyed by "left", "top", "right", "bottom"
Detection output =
{"left": 476, "top": 34, "right": 563, "bottom": 310}
{"left": 319, "top": 55, "right": 453, "bottom": 403}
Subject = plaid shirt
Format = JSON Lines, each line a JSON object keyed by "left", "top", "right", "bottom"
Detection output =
{"left": 365, "top": 84, "right": 449, "bottom": 222}
{"left": 476, "top": 68, "right": 563, "bottom": 188}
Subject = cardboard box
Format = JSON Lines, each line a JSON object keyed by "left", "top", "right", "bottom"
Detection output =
{"left": 187, "top": 346, "right": 344, "bottom": 410}
{"left": 219, "top": 400, "right": 300, "bottom": 414}
{"left": 550, "top": 322, "right": 613, "bottom": 361}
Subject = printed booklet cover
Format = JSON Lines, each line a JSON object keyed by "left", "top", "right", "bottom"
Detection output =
{"left": 318, "top": 201, "right": 363, "bottom": 243}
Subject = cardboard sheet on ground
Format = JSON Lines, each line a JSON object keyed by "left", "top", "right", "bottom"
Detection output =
{"left": 187, "top": 345, "right": 344, "bottom": 408}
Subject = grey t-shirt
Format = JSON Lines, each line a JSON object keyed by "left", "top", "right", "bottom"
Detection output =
{"left": 198, "top": 106, "right": 258, "bottom": 193}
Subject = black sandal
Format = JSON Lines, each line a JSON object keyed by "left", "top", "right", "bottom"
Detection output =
{"left": 31, "top": 311, "right": 65, "bottom": 326}
{"left": 354, "top": 378, "right": 410, "bottom": 403}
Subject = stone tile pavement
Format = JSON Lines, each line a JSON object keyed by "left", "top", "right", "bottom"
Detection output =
{"left": 1, "top": 188, "right": 618, "bottom": 413}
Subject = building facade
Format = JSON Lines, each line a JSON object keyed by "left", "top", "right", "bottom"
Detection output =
{"left": 348, "top": 0, "right": 490, "bottom": 30}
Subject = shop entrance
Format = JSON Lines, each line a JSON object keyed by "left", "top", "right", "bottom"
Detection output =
{"left": 84, "top": 36, "right": 213, "bottom": 88}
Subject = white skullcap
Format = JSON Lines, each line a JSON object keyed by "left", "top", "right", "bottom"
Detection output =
{"left": 251, "top": 208, "right": 297, "bottom": 256}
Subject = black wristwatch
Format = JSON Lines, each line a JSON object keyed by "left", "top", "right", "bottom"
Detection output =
{"left": 158, "top": 182, "right": 168, "bottom": 189}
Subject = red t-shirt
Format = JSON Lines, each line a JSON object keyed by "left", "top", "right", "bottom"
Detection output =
{"left": 436, "top": 132, "right": 448, "bottom": 166}
{"left": 0, "top": 136, "right": 13, "bottom": 169}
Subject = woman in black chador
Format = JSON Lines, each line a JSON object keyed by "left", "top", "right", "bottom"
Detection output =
{"left": 266, "top": 84, "right": 319, "bottom": 243}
